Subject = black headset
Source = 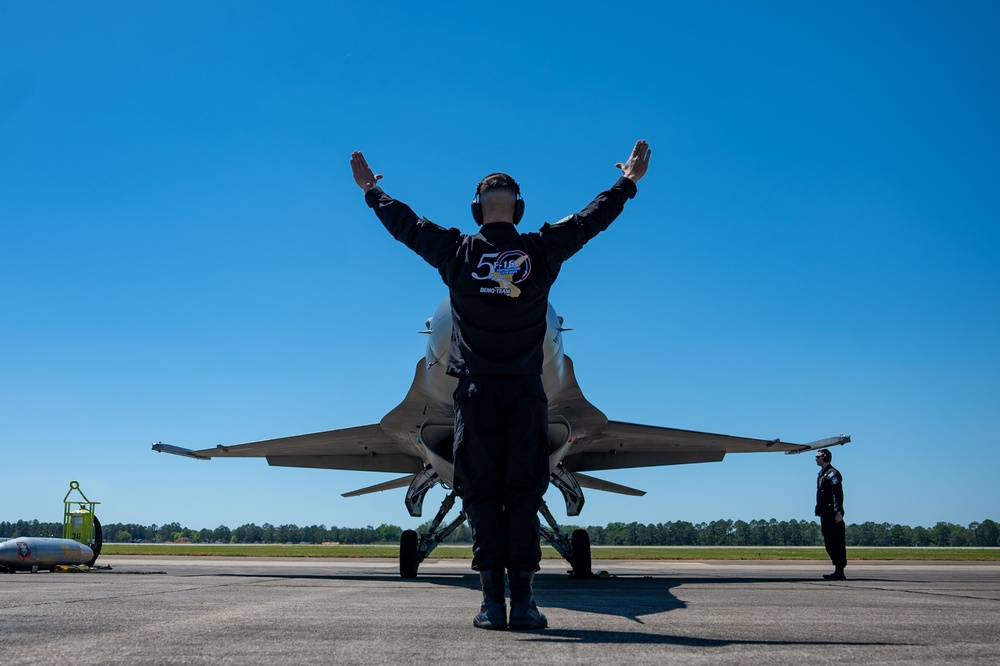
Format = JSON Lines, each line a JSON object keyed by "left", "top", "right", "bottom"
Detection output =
{"left": 471, "top": 173, "right": 524, "bottom": 225}
{"left": 818, "top": 449, "right": 832, "bottom": 463}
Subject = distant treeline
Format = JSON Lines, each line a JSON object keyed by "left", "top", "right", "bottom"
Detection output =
{"left": 4, "top": 518, "right": 999, "bottom": 547}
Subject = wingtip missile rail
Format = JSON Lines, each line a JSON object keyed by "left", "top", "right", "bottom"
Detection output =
{"left": 784, "top": 434, "right": 852, "bottom": 455}
{"left": 151, "top": 442, "right": 210, "bottom": 459}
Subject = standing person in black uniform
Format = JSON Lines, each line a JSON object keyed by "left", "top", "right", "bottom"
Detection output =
{"left": 350, "top": 141, "right": 651, "bottom": 630}
{"left": 815, "top": 448, "right": 847, "bottom": 580}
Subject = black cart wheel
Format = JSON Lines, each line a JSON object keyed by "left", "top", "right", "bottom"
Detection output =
{"left": 86, "top": 516, "right": 103, "bottom": 567}
{"left": 570, "top": 529, "right": 592, "bottom": 579}
{"left": 400, "top": 529, "right": 419, "bottom": 579}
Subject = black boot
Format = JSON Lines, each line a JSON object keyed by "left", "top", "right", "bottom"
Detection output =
{"left": 473, "top": 570, "right": 507, "bottom": 630}
{"left": 823, "top": 567, "right": 847, "bottom": 581}
{"left": 507, "top": 569, "right": 547, "bottom": 630}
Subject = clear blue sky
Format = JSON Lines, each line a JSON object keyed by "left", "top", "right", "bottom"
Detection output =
{"left": 2, "top": 1, "right": 998, "bottom": 532}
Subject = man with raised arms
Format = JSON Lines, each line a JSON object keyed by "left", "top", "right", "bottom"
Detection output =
{"left": 350, "top": 140, "right": 651, "bottom": 629}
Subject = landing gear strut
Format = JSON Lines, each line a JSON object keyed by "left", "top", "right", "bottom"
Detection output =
{"left": 398, "top": 488, "right": 466, "bottom": 579}
{"left": 395, "top": 465, "right": 593, "bottom": 579}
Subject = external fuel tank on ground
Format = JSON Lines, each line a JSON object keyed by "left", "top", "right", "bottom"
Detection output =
{"left": 0, "top": 481, "right": 103, "bottom": 573}
{"left": 0, "top": 537, "right": 95, "bottom": 573}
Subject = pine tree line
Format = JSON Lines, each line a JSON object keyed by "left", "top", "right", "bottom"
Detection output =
{"left": 3, "top": 518, "right": 998, "bottom": 547}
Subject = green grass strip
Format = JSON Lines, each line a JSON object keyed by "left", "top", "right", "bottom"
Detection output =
{"left": 100, "top": 544, "right": 1000, "bottom": 561}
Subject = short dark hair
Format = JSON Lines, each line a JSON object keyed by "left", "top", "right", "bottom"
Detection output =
{"left": 472, "top": 172, "right": 524, "bottom": 225}
{"left": 477, "top": 172, "right": 519, "bottom": 196}
{"left": 817, "top": 449, "right": 832, "bottom": 463}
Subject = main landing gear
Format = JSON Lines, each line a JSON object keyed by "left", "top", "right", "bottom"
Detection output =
{"left": 398, "top": 488, "right": 466, "bottom": 579}
{"left": 396, "top": 466, "right": 593, "bottom": 579}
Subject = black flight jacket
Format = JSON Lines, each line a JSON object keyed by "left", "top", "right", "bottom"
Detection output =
{"left": 365, "top": 177, "right": 638, "bottom": 377}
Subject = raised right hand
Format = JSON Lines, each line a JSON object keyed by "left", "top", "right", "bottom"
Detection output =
{"left": 350, "top": 151, "right": 383, "bottom": 191}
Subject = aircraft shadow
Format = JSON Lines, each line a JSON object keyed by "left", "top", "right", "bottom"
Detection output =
{"left": 202, "top": 569, "right": 906, "bottom": 648}
{"left": 206, "top": 569, "right": 892, "bottom": 633}
{"left": 208, "top": 570, "right": 682, "bottom": 621}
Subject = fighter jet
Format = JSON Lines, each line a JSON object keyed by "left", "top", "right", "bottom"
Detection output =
{"left": 154, "top": 298, "right": 849, "bottom": 578}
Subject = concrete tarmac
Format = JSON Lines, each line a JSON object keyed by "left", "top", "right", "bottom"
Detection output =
{"left": 1, "top": 556, "right": 998, "bottom": 664}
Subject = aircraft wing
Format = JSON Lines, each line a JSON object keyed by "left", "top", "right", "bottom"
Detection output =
{"left": 152, "top": 348, "right": 848, "bottom": 482}
{"left": 561, "top": 421, "right": 849, "bottom": 473}
{"left": 152, "top": 424, "right": 424, "bottom": 474}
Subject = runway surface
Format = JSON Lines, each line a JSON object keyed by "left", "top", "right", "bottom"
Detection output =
{"left": 2, "top": 556, "right": 998, "bottom": 664}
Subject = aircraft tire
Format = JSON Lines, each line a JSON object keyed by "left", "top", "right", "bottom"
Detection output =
{"left": 570, "top": 529, "right": 592, "bottom": 579}
{"left": 86, "top": 516, "right": 103, "bottom": 567}
{"left": 399, "top": 529, "right": 419, "bottom": 579}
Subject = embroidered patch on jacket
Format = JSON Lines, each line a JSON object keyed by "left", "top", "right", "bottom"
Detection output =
{"left": 472, "top": 250, "right": 531, "bottom": 298}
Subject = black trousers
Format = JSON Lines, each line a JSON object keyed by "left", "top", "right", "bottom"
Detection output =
{"left": 453, "top": 375, "right": 550, "bottom": 573}
{"left": 820, "top": 515, "right": 847, "bottom": 569}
